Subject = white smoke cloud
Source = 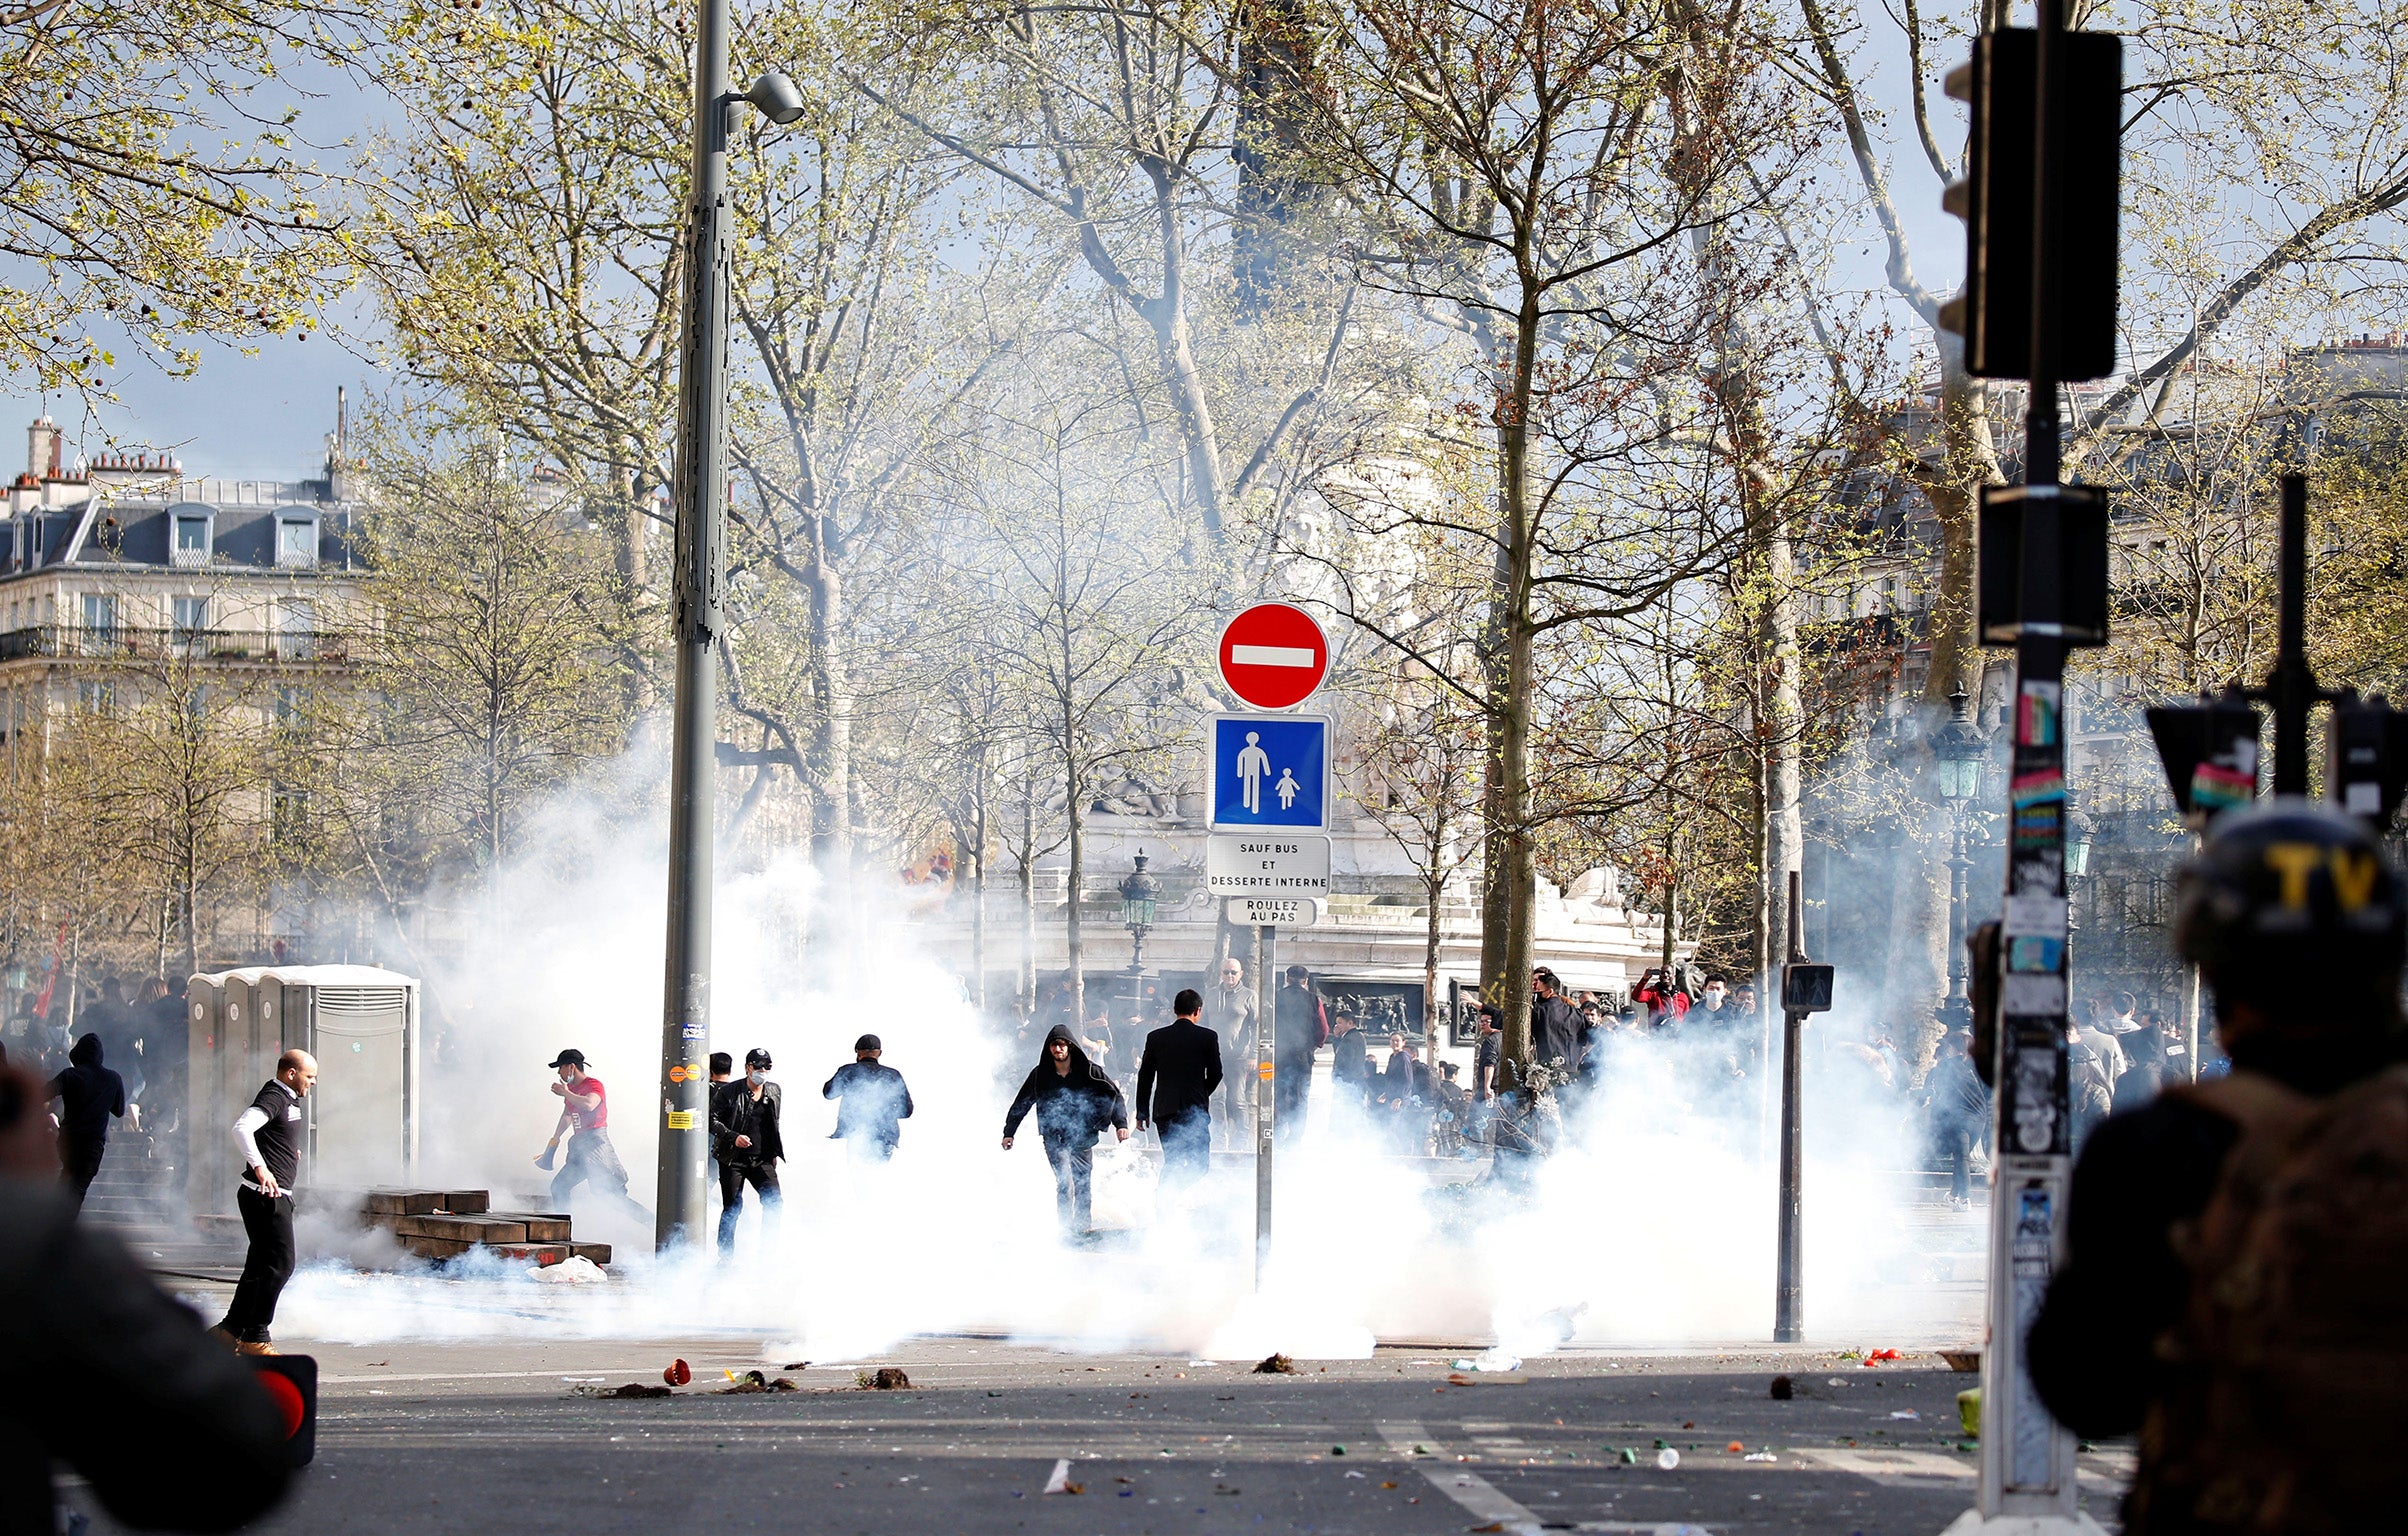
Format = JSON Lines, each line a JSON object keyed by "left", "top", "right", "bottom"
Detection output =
{"left": 268, "top": 744, "right": 1981, "bottom": 1359}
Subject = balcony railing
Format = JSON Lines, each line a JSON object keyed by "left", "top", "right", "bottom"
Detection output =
{"left": 0, "top": 624, "right": 351, "bottom": 664}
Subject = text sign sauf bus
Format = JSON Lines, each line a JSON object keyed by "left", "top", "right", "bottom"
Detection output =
{"left": 1216, "top": 602, "right": 1330, "bottom": 711}
{"left": 1207, "top": 714, "right": 1330, "bottom": 831}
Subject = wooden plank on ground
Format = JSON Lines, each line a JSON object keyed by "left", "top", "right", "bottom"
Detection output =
{"left": 487, "top": 1243, "right": 572, "bottom": 1265}
{"left": 569, "top": 1242, "right": 612, "bottom": 1266}
{"left": 440, "top": 1190, "right": 491, "bottom": 1214}
{"left": 363, "top": 1190, "right": 443, "bottom": 1216}
{"left": 399, "top": 1234, "right": 474, "bottom": 1260}
{"left": 392, "top": 1214, "right": 529, "bottom": 1244}
{"left": 486, "top": 1212, "right": 572, "bottom": 1242}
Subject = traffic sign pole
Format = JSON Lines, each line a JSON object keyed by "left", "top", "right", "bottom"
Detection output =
{"left": 1255, "top": 923, "right": 1274, "bottom": 1288}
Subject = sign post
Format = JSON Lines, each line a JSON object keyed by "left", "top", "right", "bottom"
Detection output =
{"left": 1210, "top": 602, "right": 1333, "bottom": 1291}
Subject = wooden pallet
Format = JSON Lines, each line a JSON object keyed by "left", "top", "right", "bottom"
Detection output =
{"left": 360, "top": 1189, "right": 608, "bottom": 1270}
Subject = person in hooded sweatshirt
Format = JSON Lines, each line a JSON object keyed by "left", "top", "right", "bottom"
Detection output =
{"left": 1002, "top": 1024, "right": 1130, "bottom": 1240}
{"left": 45, "top": 1033, "right": 126, "bottom": 1214}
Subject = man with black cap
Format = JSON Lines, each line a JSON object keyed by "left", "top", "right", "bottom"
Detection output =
{"left": 822, "top": 1035, "right": 913, "bottom": 1164}
{"left": 535, "top": 1049, "right": 650, "bottom": 1227}
{"left": 1135, "top": 990, "right": 1223, "bottom": 1187}
{"left": 2027, "top": 800, "right": 2408, "bottom": 1532}
{"left": 711, "top": 1048, "right": 784, "bottom": 1252}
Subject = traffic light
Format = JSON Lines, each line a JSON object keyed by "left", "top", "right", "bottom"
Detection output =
{"left": 2326, "top": 691, "right": 2408, "bottom": 832}
{"left": 1977, "top": 483, "right": 2110, "bottom": 646}
{"left": 1781, "top": 963, "right": 1834, "bottom": 1014}
{"left": 2146, "top": 692, "right": 2261, "bottom": 827}
{"left": 1939, "top": 28, "right": 2123, "bottom": 380}
{"left": 251, "top": 1355, "right": 317, "bottom": 1466}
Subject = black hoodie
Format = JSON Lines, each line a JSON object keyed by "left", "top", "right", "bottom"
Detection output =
{"left": 1003, "top": 1025, "right": 1128, "bottom": 1144}
{"left": 46, "top": 1035, "right": 125, "bottom": 1148}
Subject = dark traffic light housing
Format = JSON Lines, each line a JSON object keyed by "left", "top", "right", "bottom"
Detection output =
{"left": 252, "top": 1355, "right": 317, "bottom": 1466}
{"left": 1977, "top": 483, "right": 2110, "bottom": 647}
{"left": 1781, "top": 963, "right": 1834, "bottom": 1014}
{"left": 1939, "top": 28, "right": 2123, "bottom": 380}
{"left": 2145, "top": 692, "right": 2261, "bottom": 827}
{"left": 2327, "top": 691, "right": 2408, "bottom": 832}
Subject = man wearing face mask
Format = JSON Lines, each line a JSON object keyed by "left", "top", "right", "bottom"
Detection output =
{"left": 712, "top": 1048, "right": 785, "bottom": 1254}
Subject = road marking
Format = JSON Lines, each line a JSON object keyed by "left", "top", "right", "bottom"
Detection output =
{"left": 1230, "top": 643, "right": 1316, "bottom": 667}
{"left": 1790, "top": 1447, "right": 1973, "bottom": 1480}
{"left": 1377, "top": 1421, "right": 1713, "bottom": 1535}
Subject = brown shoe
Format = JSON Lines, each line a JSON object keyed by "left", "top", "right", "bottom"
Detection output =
{"left": 207, "top": 1325, "right": 240, "bottom": 1351}
{"left": 235, "top": 1339, "right": 281, "bottom": 1357}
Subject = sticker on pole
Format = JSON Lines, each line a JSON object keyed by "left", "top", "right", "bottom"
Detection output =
{"left": 1208, "top": 714, "right": 1329, "bottom": 830}
{"left": 1216, "top": 603, "right": 1330, "bottom": 710}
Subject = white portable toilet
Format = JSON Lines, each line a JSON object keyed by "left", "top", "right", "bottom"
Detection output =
{"left": 185, "top": 964, "right": 419, "bottom": 1212}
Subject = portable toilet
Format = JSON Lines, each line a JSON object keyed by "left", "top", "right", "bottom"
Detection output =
{"left": 185, "top": 964, "right": 419, "bottom": 1212}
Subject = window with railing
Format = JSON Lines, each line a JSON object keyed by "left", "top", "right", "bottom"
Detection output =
{"left": 276, "top": 516, "right": 319, "bottom": 568}
{"left": 276, "top": 598, "right": 315, "bottom": 661}
{"left": 172, "top": 596, "right": 210, "bottom": 653}
{"left": 172, "top": 513, "right": 213, "bottom": 568}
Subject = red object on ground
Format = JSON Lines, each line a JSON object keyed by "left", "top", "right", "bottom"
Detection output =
{"left": 255, "top": 1369, "right": 307, "bottom": 1438}
{"left": 1215, "top": 603, "right": 1330, "bottom": 710}
{"left": 664, "top": 1358, "right": 691, "bottom": 1386}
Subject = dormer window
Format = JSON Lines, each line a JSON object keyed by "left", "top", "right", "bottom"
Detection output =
{"left": 171, "top": 507, "right": 213, "bottom": 568}
{"left": 276, "top": 514, "right": 319, "bottom": 568}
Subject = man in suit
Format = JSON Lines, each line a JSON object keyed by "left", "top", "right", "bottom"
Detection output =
{"left": 1135, "top": 989, "right": 1224, "bottom": 1187}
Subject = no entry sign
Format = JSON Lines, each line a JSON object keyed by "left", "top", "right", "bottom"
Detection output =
{"left": 1216, "top": 602, "right": 1330, "bottom": 710}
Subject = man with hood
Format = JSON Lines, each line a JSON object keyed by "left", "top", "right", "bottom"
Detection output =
{"left": 1002, "top": 1024, "right": 1130, "bottom": 1240}
{"left": 45, "top": 1033, "right": 125, "bottom": 1214}
{"left": 824, "top": 1034, "right": 914, "bottom": 1162}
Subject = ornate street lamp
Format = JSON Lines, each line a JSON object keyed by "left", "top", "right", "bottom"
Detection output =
{"left": 1118, "top": 851, "right": 1160, "bottom": 975}
{"left": 1928, "top": 683, "right": 1989, "bottom": 1029}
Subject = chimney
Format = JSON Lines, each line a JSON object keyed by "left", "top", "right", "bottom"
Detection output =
{"left": 28, "top": 415, "right": 60, "bottom": 479}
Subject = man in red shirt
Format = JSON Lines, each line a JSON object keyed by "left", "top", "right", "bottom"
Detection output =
{"left": 536, "top": 1050, "right": 650, "bottom": 1226}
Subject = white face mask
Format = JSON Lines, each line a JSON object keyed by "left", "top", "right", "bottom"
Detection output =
{"left": 748, "top": 1069, "right": 767, "bottom": 1086}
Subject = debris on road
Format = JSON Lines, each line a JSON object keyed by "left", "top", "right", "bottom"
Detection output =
{"left": 575, "top": 1383, "right": 671, "bottom": 1399}
{"left": 1958, "top": 1388, "right": 1982, "bottom": 1437}
{"left": 716, "top": 1370, "right": 796, "bottom": 1394}
{"left": 529, "top": 1255, "right": 607, "bottom": 1284}
{"left": 1042, "top": 1458, "right": 1082, "bottom": 1495}
{"left": 1725, "top": 1441, "right": 1744, "bottom": 1453}
{"left": 1656, "top": 1448, "right": 1681, "bottom": 1470}
{"left": 1941, "top": 1349, "right": 1981, "bottom": 1372}
{"left": 1858, "top": 1348, "right": 1901, "bottom": 1366}
{"left": 1889, "top": 1410, "right": 1921, "bottom": 1420}
{"left": 1253, "top": 1353, "right": 1295, "bottom": 1374}
{"left": 857, "top": 1367, "right": 912, "bottom": 1390}
{"left": 1769, "top": 1374, "right": 1794, "bottom": 1400}
{"left": 663, "top": 1358, "right": 691, "bottom": 1387}
{"left": 1744, "top": 1452, "right": 1778, "bottom": 1463}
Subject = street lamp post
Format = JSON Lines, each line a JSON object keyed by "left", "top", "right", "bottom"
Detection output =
{"left": 1931, "top": 683, "right": 1990, "bottom": 1034}
{"left": 653, "top": 17, "right": 803, "bottom": 1252}
{"left": 1118, "top": 852, "right": 1160, "bottom": 1015}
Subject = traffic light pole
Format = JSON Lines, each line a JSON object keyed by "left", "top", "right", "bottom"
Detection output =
{"left": 1947, "top": 0, "right": 2098, "bottom": 1527}
{"left": 655, "top": 0, "right": 735, "bottom": 1254}
{"left": 1773, "top": 871, "right": 1806, "bottom": 1343}
{"left": 1255, "top": 924, "right": 1275, "bottom": 1287}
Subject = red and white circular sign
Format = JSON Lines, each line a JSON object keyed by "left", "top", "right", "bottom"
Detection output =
{"left": 1216, "top": 602, "right": 1330, "bottom": 710}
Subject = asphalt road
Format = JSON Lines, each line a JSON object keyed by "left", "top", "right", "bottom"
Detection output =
{"left": 66, "top": 1335, "right": 2133, "bottom": 1535}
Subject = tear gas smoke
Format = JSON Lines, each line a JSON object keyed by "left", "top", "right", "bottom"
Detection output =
{"left": 263, "top": 743, "right": 1980, "bottom": 1359}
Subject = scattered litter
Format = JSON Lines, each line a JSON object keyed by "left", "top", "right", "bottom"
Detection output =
{"left": 561, "top": 1376, "right": 604, "bottom": 1384}
{"left": 1254, "top": 1353, "right": 1296, "bottom": 1374}
{"left": 1770, "top": 1374, "right": 1794, "bottom": 1400}
{"left": 1941, "top": 1349, "right": 1981, "bottom": 1373}
{"left": 716, "top": 1371, "right": 796, "bottom": 1394}
{"left": 1446, "top": 1371, "right": 1529, "bottom": 1386}
{"left": 529, "top": 1255, "right": 606, "bottom": 1284}
{"left": 1682, "top": 1421, "right": 1696, "bottom": 1429}
{"left": 1656, "top": 1448, "right": 1681, "bottom": 1470}
{"left": 857, "top": 1367, "right": 912, "bottom": 1390}
{"left": 782, "top": 1360, "right": 811, "bottom": 1371}
{"left": 1344, "top": 1470, "right": 1365, "bottom": 1479}
{"left": 1331, "top": 1445, "right": 1347, "bottom": 1456}
{"left": 663, "top": 1359, "right": 691, "bottom": 1387}
{"left": 1613, "top": 1448, "right": 1637, "bottom": 1465}
{"left": 1473, "top": 1348, "right": 1521, "bottom": 1372}
{"left": 1726, "top": 1441, "right": 1745, "bottom": 1453}
{"left": 1413, "top": 1444, "right": 1432, "bottom": 1456}
{"left": 1860, "top": 1348, "right": 1901, "bottom": 1367}
{"left": 576, "top": 1383, "right": 671, "bottom": 1399}
{"left": 1042, "top": 1459, "right": 1082, "bottom": 1495}
{"left": 1889, "top": 1410, "right": 1921, "bottom": 1421}
{"left": 1380, "top": 1480, "right": 1398, "bottom": 1488}
{"left": 1745, "top": 1452, "right": 1778, "bottom": 1464}
{"left": 1958, "top": 1388, "right": 1983, "bottom": 1438}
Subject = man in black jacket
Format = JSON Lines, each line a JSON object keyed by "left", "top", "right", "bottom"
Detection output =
{"left": 1136, "top": 990, "right": 1223, "bottom": 1187}
{"left": 712, "top": 1047, "right": 784, "bottom": 1254}
{"left": 1272, "top": 966, "right": 1325, "bottom": 1129}
{"left": 1, "top": 1062, "right": 294, "bottom": 1535}
{"left": 823, "top": 1034, "right": 914, "bottom": 1162}
{"left": 2027, "top": 801, "right": 2408, "bottom": 1532}
{"left": 1003, "top": 1026, "right": 1130, "bottom": 1240}
{"left": 46, "top": 1032, "right": 125, "bottom": 1213}
{"left": 1531, "top": 968, "right": 1583, "bottom": 1070}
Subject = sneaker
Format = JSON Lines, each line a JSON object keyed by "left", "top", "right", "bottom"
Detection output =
{"left": 235, "top": 1339, "right": 281, "bottom": 1357}
{"left": 207, "top": 1325, "right": 239, "bottom": 1351}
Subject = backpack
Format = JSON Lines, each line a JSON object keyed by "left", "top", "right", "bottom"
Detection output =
{"left": 2129, "top": 1066, "right": 2408, "bottom": 1534}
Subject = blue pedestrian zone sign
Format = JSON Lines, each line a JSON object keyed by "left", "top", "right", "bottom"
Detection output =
{"left": 1208, "top": 714, "right": 1330, "bottom": 830}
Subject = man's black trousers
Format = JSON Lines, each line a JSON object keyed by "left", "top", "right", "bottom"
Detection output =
{"left": 1158, "top": 1113, "right": 1210, "bottom": 1186}
{"left": 716, "top": 1160, "right": 782, "bottom": 1252}
{"left": 222, "top": 1185, "right": 295, "bottom": 1342}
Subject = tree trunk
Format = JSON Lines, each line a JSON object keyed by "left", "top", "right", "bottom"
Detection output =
{"left": 1018, "top": 773, "right": 1037, "bottom": 1020}
{"left": 1480, "top": 293, "right": 1542, "bottom": 1074}
{"left": 1065, "top": 767, "right": 1085, "bottom": 1042}
{"left": 806, "top": 514, "right": 853, "bottom": 883}
{"left": 970, "top": 748, "right": 989, "bottom": 1016}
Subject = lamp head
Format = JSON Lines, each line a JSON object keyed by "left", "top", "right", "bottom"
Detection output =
{"left": 745, "top": 71, "right": 806, "bottom": 125}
